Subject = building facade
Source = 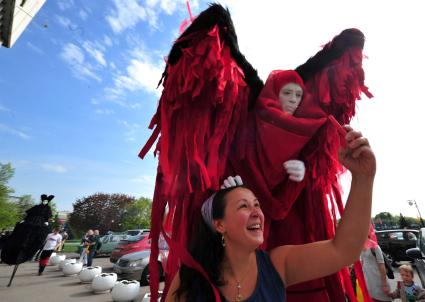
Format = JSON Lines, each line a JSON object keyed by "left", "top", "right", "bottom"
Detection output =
{"left": 0, "top": 0, "right": 46, "bottom": 48}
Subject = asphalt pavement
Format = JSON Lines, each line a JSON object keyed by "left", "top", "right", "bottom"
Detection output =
{"left": 0, "top": 255, "right": 422, "bottom": 302}
{"left": 0, "top": 253, "right": 161, "bottom": 302}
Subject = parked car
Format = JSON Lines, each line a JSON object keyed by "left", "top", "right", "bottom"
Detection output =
{"left": 113, "top": 238, "right": 168, "bottom": 285}
{"left": 375, "top": 229, "right": 419, "bottom": 265}
{"left": 126, "top": 229, "right": 150, "bottom": 237}
{"left": 124, "top": 229, "right": 150, "bottom": 241}
{"left": 110, "top": 233, "right": 151, "bottom": 263}
{"left": 406, "top": 227, "right": 425, "bottom": 287}
{"left": 96, "top": 233, "right": 127, "bottom": 256}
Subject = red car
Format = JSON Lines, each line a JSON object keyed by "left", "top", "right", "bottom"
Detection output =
{"left": 110, "top": 233, "right": 151, "bottom": 263}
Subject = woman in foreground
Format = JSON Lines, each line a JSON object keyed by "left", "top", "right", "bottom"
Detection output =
{"left": 165, "top": 125, "right": 375, "bottom": 302}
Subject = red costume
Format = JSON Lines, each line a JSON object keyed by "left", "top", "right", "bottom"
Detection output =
{"left": 139, "top": 4, "right": 373, "bottom": 302}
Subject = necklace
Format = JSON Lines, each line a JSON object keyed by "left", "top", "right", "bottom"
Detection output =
{"left": 227, "top": 257, "right": 254, "bottom": 302}
{"left": 235, "top": 281, "right": 243, "bottom": 302}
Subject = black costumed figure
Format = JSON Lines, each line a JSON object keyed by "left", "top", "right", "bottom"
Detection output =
{"left": 1, "top": 194, "right": 54, "bottom": 286}
{"left": 138, "top": 4, "right": 374, "bottom": 302}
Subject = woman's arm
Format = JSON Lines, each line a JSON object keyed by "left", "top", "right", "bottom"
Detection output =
{"left": 270, "top": 126, "right": 376, "bottom": 286}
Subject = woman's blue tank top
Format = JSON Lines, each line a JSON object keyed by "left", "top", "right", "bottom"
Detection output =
{"left": 220, "top": 250, "right": 286, "bottom": 302}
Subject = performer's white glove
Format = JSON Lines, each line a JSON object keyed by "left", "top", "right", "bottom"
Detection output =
{"left": 283, "top": 160, "right": 305, "bottom": 182}
{"left": 221, "top": 175, "right": 243, "bottom": 189}
{"left": 44, "top": 222, "right": 49, "bottom": 226}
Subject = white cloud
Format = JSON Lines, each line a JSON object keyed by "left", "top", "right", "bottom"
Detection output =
{"left": 0, "top": 104, "right": 10, "bottom": 112}
{"left": 60, "top": 43, "right": 102, "bottom": 82}
{"left": 54, "top": 15, "right": 75, "bottom": 29}
{"left": 57, "top": 0, "right": 75, "bottom": 11}
{"left": 102, "top": 88, "right": 143, "bottom": 109}
{"left": 131, "top": 174, "right": 155, "bottom": 184}
{"left": 106, "top": 0, "right": 147, "bottom": 33}
{"left": 26, "top": 42, "right": 44, "bottom": 55}
{"left": 106, "top": 0, "right": 183, "bottom": 33}
{"left": 94, "top": 109, "right": 114, "bottom": 115}
{"left": 0, "top": 123, "right": 31, "bottom": 140}
{"left": 145, "top": 8, "right": 159, "bottom": 29}
{"left": 40, "top": 164, "right": 68, "bottom": 173}
{"left": 103, "top": 35, "right": 113, "bottom": 47}
{"left": 119, "top": 120, "right": 142, "bottom": 142}
{"left": 144, "top": 0, "right": 179, "bottom": 28}
{"left": 79, "top": 9, "right": 89, "bottom": 21}
{"left": 109, "top": 49, "right": 163, "bottom": 98}
{"left": 82, "top": 41, "right": 107, "bottom": 67}
{"left": 146, "top": 0, "right": 177, "bottom": 14}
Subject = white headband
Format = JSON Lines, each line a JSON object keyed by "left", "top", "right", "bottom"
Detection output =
{"left": 201, "top": 193, "right": 216, "bottom": 232}
{"left": 200, "top": 175, "right": 244, "bottom": 232}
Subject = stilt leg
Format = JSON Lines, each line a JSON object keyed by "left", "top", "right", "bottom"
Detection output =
{"left": 7, "top": 264, "right": 19, "bottom": 287}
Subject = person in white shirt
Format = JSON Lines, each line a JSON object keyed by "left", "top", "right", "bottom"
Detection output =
{"left": 38, "top": 228, "right": 62, "bottom": 275}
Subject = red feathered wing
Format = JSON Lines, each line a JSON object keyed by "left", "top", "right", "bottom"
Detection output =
{"left": 138, "top": 5, "right": 262, "bottom": 301}
{"left": 278, "top": 28, "right": 374, "bottom": 302}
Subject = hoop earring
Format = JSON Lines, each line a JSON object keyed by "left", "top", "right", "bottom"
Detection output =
{"left": 221, "top": 233, "right": 226, "bottom": 247}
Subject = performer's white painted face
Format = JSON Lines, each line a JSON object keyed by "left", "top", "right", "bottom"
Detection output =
{"left": 278, "top": 83, "right": 303, "bottom": 115}
{"left": 42, "top": 200, "right": 48, "bottom": 205}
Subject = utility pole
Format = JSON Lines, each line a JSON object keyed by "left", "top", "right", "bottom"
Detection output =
{"left": 408, "top": 199, "right": 424, "bottom": 227}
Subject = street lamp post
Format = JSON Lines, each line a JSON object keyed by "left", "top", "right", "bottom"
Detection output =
{"left": 408, "top": 199, "right": 424, "bottom": 227}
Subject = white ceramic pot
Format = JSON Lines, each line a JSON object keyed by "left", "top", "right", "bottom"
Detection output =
{"left": 79, "top": 266, "right": 102, "bottom": 283}
{"left": 63, "top": 262, "right": 83, "bottom": 276}
{"left": 111, "top": 280, "right": 140, "bottom": 302}
{"left": 92, "top": 273, "right": 117, "bottom": 293}
{"left": 59, "top": 258, "right": 76, "bottom": 270}
{"left": 49, "top": 254, "right": 66, "bottom": 266}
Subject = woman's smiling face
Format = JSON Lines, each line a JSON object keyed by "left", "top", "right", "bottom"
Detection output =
{"left": 215, "top": 187, "right": 265, "bottom": 249}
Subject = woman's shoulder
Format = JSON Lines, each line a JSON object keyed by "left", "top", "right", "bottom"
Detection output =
{"left": 165, "top": 270, "right": 184, "bottom": 302}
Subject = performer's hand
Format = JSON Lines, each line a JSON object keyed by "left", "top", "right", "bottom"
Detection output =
{"left": 283, "top": 160, "right": 305, "bottom": 182}
{"left": 221, "top": 175, "right": 243, "bottom": 189}
{"left": 338, "top": 125, "right": 376, "bottom": 177}
{"left": 44, "top": 222, "right": 49, "bottom": 226}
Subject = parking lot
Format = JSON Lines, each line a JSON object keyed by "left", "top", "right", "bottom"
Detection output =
{"left": 0, "top": 255, "right": 422, "bottom": 302}
{"left": 0, "top": 254, "right": 163, "bottom": 302}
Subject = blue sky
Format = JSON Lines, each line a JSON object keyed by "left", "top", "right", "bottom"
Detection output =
{"left": 0, "top": 0, "right": 205, "bottom": 210}
{"left": 1, "top": 0, "right": 425, "bottom": 217}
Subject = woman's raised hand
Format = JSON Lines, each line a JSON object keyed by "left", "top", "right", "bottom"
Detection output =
{"left": 338, "top": 125, "right": 376, "bottom": 178}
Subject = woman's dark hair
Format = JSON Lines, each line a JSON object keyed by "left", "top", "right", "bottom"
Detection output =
{"left": 175, "top": 186, "right": 245, "bottom": 301}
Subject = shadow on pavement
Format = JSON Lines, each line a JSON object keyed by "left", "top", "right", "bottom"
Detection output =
{"left": 69, "top": 291, "right": 97, "bottom": 298}
{"left": 44, "top": 274, "right": 66, "bottom": 279}
{"left": 60, "top": 281, "right": 82, "bottom": 287}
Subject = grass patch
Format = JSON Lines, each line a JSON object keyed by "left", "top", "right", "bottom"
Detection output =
{"left": 61, "top": 240, "right": 81, "bottom": 253}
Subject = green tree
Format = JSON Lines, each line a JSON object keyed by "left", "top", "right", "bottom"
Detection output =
{"left": 15, "top": 194, "right": 35, "bottom": 220}
{"left": 69, "top": 193, "right": 135, "bottom": 235}
{"left": 398, "top": 213, "right": 408, "bottom": 229}
{"left": 121, "top": 197, "right": 152, "bottom": 230}
{"left": 374, "top": 212, "right": 397, "bottom": 228}
{"left": 0, "top": 162, "right": 14, "bottom": 202}
{"left": 0, "top": 162, "right": 18, "bottom": 229}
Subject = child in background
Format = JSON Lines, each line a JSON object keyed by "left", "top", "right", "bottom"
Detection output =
{"left": 389, "top": 265, "right": 425, "bottom": 302}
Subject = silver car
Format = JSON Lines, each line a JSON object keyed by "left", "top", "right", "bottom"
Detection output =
{"left": 113, "top": 248, "right": 168, "bottom": 286}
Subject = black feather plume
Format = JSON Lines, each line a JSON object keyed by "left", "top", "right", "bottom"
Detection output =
{"left": 295, "top": 28, "right": 365, "bottom": 83}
